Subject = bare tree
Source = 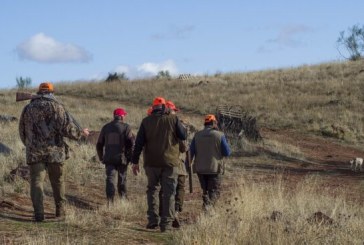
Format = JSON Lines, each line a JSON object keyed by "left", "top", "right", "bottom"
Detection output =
{"left": 337, "top": 24, "right": 364, "bottom": 61}
{"left": 16, "top": 76, "right": 32, "bottom": 90}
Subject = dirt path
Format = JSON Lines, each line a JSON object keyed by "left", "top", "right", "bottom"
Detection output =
{"left": 1, "top": 123, "right": 363, "bottom": 243}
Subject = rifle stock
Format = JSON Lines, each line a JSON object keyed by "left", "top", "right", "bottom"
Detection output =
{"left": 15, "top": 92, "right": 83, "bottom": 131}
{"left": 16, "top": 92, "right": 40, "bottom": 102}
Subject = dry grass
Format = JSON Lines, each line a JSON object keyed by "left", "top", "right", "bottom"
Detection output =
{"left": 52, "top": 60, "right": 364, "bottom": 143}
{"left": 174, "top": 175, "right": 364, "bottom": 245}
{"left": 0, "top": 60, "right": 363, "bottom": 244}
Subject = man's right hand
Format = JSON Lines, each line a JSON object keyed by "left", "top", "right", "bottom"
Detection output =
{"left": 82, "top": 128, "right": 90, "bottom": 137}
{"left": 132, "top": 164, "right": 140, "bottom": 176}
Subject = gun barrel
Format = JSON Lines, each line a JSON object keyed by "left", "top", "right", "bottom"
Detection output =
{"left": 186, "top": 150, "right": 193, "bottom": 193}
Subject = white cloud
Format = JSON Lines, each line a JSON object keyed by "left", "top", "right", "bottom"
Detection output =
{"left": 16, "top": 33, "right": 92, "bottom": 63}
{"left": 111, "top": 60, "right": 178, "bottom": 79}
{"left": 114, "top": 65, "right": 130, "bottom": 74}
{"left": 137, "top": 60, "right": 178, "bottom": 76}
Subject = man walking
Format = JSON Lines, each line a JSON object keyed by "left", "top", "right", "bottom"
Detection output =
{"left": 189, "top": 114, "right": 231, "bottom": 211}
{"left": 132, "top": 97, "right": 187, "bottom": 232}
{"left": 96, "top": 108, "right": 135, "bottom": 203}
{"left": 19, "top": 82, "right": 89, "bottom": 222}
{"left": 163, "top": 101, "right": 188, "bottom": 228}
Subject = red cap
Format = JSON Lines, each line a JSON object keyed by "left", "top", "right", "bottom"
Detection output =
{"left": 113, "top": 108, "right": 127, "bottom": 117}
{"left": 166, "top": 101, "right": 179, "bottom": 111}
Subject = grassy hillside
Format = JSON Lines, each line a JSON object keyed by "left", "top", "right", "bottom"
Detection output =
{"left": 55, "top": 60, "right": 364, "bottom": 143}
{"left": 0, "top": 60, "right": 363, "bottom": 244}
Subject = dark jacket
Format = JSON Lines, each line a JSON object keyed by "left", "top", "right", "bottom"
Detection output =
{"left": 19, "top": 94, "right": 82, "bottom": 164}
{"left": 96, "top": 118, "right": 135, "bottom": 165}
{"left": 190, "top": 126, "right": 231, "bottom": 174}
{"left": 132, "top": 110, "right": 187, "bottom": 167}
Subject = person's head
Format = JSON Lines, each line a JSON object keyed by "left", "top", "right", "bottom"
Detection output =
{"left": 113, "top": 108, "right": 127, "bottom": 120}
{"left": 152, "top": 97, "right": 166, "bottom": 112}
{"left": 204, "top": 114, "right": 218, "bottom": 128}
{"left": 38, "top": 82, "right": 54, "bottom": 94}
{"left": 166, "top": 100, "right": 179, "bottom": 115}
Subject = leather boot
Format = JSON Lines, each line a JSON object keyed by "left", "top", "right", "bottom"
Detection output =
{"left": 56, "top": 205, "right": 65, "bottom": 218}
{"left": 34, "top": 213, "right": 44, "bottom": 222}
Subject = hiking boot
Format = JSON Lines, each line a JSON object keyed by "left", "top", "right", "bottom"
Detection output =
{"left": 172, "top": 218, "right": 180, "bottom": 228}
{"left": 146, "top": 223, "right": 159, "bottom": 229}
{"left": 56, "top": 207, "right": 65, "bottom": 218}
{"left": 34, "top": 214, "right": 44, "bottom": 222}
{"left": 172, "top": 212, "right": 181, "bottom": 228}
{"left": 160, "top": 226, "right": 172, "bottom": 233}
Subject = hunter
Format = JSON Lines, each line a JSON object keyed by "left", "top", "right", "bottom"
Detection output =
{"left": 189, "top": 114, "right": 231, "bottom": 211}
{"left": 132, "top": 97, "right": 187, "bottom": 232}
{"left": 96, "top": 108, "right": 135, "bottom": 203}
{"left": 158, "top": 100, "right": 188, "bottom": 228}
{"left": 19, "top": 82, "right": 89, "bottom": 222}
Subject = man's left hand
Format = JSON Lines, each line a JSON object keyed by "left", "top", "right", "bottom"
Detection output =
{"left": 132, "top": 164, "right": 140, "bottom": 176}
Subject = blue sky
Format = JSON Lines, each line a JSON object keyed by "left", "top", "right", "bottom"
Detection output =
{"left": 0, "top": 0, "right": 363, "bottom": 89}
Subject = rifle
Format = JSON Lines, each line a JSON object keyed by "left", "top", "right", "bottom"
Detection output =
{"left": 16, "top": 91, "right": 39, "bottom": 102}
{"left": 15, "top": 91, "right": 83, "bottom": 131}
{"left": 185, "top": 150, "right": 193, "bottom": 193}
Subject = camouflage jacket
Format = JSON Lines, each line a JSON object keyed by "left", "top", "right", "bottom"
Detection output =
{"left": 19, "top": 94, "right": 83, "bottom": 164}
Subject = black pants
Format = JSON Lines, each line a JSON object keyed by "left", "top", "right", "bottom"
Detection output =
{"left": 105, "top": 164, "right": 128, "bottom": 201}
{"left": 197, "top": 174, "right": 221, "bottom": 209}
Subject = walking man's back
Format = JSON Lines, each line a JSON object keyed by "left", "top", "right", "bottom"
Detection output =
{"left": 189, "top": 114, "right": 231, "bottom": 211}
{"left": 131, "top": 97, "right": 187, "bottom": 232}
{"left": 19, "top": 82, "right": 89, "bottom": 222}
{"left": 96, "top": 108, "right": 135, "bottom": 204}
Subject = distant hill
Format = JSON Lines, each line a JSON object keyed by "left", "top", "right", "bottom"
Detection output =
{"left": 53, "top": 60, "right": 364, "bottom": 144}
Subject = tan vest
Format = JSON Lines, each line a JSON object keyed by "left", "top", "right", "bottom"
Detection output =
{"left": 193, "top": 127, "right": 224, "bottom": 174}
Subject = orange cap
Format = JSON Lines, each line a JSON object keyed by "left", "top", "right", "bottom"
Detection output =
{"left": 204, "top": 114, "right": 217, "bottom": 123}
{"left": 38, "top": 82, "right": 54, "bottom": 93}
{"left": 166, "top": 100, "right": 179, "bottom": 111}
{"left": 152, "top": 97, "right": 166, "bottom": 106}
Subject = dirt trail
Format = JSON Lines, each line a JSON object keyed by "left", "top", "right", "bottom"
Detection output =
{"left": 1, "top": 126, "right": 363, "bottom": 243}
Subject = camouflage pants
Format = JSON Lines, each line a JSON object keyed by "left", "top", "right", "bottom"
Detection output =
{"left": 175, "top": 175, "right": 186, "bottom": 212}
{"left": 30, "top": 162, "right": 65, "bottom": 219}
{"left": 105, "top": 164, "right": 128, "bottom": 202}
{"left": 197, "top": 174, "right": 221, "bottom": 209}
{"left": 144, "top": 166, "right": 178, "bottom": 230}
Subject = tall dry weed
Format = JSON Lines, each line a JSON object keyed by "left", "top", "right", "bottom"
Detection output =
{"left": 174, "top": 175, "right": 364, "bottom": 244}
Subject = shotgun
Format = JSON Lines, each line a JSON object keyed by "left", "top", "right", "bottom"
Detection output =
{"left": 15, "top": 91, "right": 83, "bottom": 131}
{"left": 185, "top": 150, "right": 193, "bottom": 193}
{"left": 16, "top": 91, "right": 40, "bottom": 102}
